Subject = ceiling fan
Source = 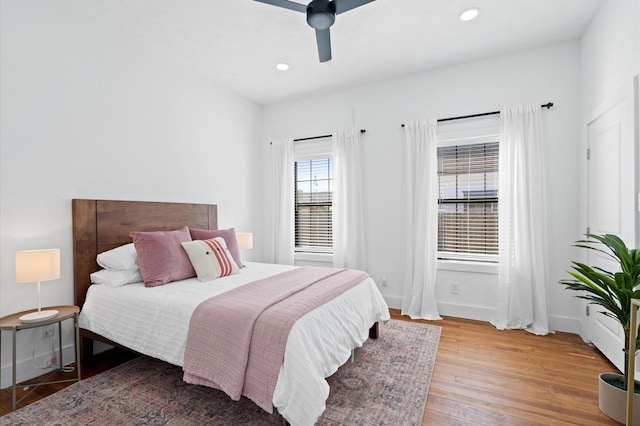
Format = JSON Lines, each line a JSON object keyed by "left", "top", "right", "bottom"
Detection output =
{"left": 255, "top": 0, "right": 375, "bottom": 62}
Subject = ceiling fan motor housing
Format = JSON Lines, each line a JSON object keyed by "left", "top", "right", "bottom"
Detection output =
{"left": 307, "top": 0, "right": 336, "bottom": 30}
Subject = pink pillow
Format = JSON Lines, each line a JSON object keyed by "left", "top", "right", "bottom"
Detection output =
{"left": 130, "top": 226, "right": 195, "bottom": 287}
{"left": 189, "top": 228, "right": 245, "bottom": 268}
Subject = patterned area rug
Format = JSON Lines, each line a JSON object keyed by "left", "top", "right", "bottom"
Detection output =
{"left": 2, "top": 320, "right": 440, "bottom": 426}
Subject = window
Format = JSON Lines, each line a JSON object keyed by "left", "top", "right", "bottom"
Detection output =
{"left": 294, "top": 158, "right": 333, "bottom": 253}
{"left": 437, "top": 141, "right": 499, "bottom": 261}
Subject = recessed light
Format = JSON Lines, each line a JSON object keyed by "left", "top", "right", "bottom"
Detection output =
{"left": 276, "top": 63, "right": 290, "bottom": 71}
{"left": 459, "top": 7, "right": 480, "bottom": 22}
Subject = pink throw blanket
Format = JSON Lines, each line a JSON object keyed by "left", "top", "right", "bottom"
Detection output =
{"left": 182, "top": 266, "right": 368, "bottom": 413}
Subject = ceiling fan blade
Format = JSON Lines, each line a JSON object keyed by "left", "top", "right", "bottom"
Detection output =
{"left": 254, "top": 0, "right": 306, "bottom": 13}
{"left": 315, "top": 28, "right": 332, "bottom": 62}
{"left": 333, "top": 0, "right": 375, "bottom": 14}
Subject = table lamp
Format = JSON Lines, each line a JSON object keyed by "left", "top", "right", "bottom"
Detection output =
{"left": 236, "top": 232, "right": 254, "bottom": 250}
{"left": 15, "top": 248, "right": 61, "bottom": 323}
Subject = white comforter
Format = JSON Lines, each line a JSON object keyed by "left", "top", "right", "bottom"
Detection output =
{"left": 78, "top": 262, "right": 390, "bottom": 426}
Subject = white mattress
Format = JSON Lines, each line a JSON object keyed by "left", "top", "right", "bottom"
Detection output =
{"left": 79, "top": 262, "right": 390, "bottom": 426}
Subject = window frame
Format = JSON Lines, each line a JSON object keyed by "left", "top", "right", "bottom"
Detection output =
{"left": 292, "top": 138, "right": 334, "bottom": 256}
{"left": 436, "top": 133, "right": 500, "bottom": 264}
{"left": 294, "top": 157, "right": 334, "bottom": 254}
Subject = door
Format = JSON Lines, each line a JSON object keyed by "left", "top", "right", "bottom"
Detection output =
{"left": 586, "top": 79, "right": 638, "bottom": 372}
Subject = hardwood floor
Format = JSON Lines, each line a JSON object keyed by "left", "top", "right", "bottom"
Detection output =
{"left": 390, "top": 311, "right": 620, "bottom": 425}
{"left": 1, "top": 312, "right": 620, "bottom": 425}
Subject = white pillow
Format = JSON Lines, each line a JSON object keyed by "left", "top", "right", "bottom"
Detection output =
{"left": 90, "top": 269, "right": 143, "bottom": 287}
{"left": 97, "top": 243, "right": 138, "bottom": 271}
{"left": 181, "top": 237, "right": 239, "bottom": 282}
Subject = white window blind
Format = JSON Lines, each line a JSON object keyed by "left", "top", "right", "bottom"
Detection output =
{"left": 295, "top": 158, "right": 333, "bottom": 252}
{"left": 437, "top": 141, "right": 499, "bottom": 260}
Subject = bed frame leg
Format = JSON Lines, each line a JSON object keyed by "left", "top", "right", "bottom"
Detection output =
{"left": 278, "top": 415, "right": 289, "bottom": 425}
{"left": 80, "top": 336, "right": 94, "bottom": 364}
{"left": 369, "top": 322, "right": 379, "bottom": 339}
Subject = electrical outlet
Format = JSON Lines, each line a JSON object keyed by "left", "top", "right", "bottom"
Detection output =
{"left": 42, "top": 325, "right": 54, "bottom": 338}
{"left": 450, "top": 282, "right": 460, "bottom": 295}
{"left": 381, "top": 276, "right": 388, "bottom": 287}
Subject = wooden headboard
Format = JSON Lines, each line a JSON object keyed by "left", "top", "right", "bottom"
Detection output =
{"left": 72, "top": 199, "right": 218, "bottom": 308}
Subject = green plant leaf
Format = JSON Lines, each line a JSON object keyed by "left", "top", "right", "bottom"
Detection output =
{"left": 560, "top": 233, "right": 640, "bottom": 391}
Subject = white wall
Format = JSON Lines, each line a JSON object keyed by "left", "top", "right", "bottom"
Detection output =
{"left": 261, "top": 41, "right": 583, "bottom": 333}
{"left": 581, "top": 0, "right": 639, "bottom": 114}
{"left": 0, "top": 1, "right": 262, "bottom": 386}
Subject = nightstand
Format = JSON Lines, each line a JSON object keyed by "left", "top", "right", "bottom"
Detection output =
{"left": 0, "top": 305, "right": 81, "bottom": 411}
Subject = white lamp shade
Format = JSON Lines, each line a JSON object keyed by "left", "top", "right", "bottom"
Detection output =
{"left": 16, "top": 249, "right": 61, "bottom": 283}
{"left": 236, "top": 232, "right": 254, "bottom": 250}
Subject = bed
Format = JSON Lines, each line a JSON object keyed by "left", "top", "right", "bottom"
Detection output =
{"left": 72, "top": 199, "right": 390, "bottom": 426}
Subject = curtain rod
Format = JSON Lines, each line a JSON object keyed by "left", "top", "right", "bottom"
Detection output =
{"left": 270, "top": 129, "right": 366, "bottom": 145}
{"left": 400, "top": 102, "right": 554, "bottom": 127}
{"left": 295, "top": 129, "right": 366, "bottom": 142}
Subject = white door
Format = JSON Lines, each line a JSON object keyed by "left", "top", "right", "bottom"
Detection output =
{"left": 586, "top": 79, "right": 638, "bottom": 372}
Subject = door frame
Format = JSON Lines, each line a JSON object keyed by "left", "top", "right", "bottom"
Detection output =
{"left": 584, "top": 76, "right": 639, "bottom": 372}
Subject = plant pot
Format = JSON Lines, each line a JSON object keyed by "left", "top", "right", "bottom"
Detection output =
{"left": 599, "top": 373, "right": 640, "bottom": 424}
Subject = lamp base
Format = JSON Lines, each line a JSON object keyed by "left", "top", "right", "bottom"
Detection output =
{"left": 19, "top": 309, "right": 59, "bottom": 323}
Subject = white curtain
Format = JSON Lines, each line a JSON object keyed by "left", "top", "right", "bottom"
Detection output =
{"left": 270, "top": 138, "right": 295, "bottom": 265}
{"left": 493, "top": 104, "right": 549, "bottom": 335}
{"left": 332, "top": 129, "right": 366, "bottom": 269}
{"left": 401, "top": 119, "right": 442, "bottom": 320}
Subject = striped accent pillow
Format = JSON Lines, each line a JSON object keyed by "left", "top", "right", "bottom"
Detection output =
{"left": 181, "top": 237, "right": 239, "bottom": 281}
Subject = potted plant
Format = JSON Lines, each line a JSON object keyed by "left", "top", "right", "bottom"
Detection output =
{"left": 560, "top": 233, "right": 640, "bottom": 424}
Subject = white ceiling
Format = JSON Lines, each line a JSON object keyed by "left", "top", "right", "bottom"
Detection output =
{"left": 92, "top": 0, "right": 603, "bottom": 105}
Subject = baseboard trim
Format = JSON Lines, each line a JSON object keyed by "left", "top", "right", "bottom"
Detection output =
{"left": 384, "top": 296, "right": 582, "bottom": 334}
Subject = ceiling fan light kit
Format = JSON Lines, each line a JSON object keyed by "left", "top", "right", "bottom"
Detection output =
{"left": 307, "top": 0, "right": 336, "bottom": 29}
{"left": 255, "top": 0, "right": 375, "bottom": 62}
